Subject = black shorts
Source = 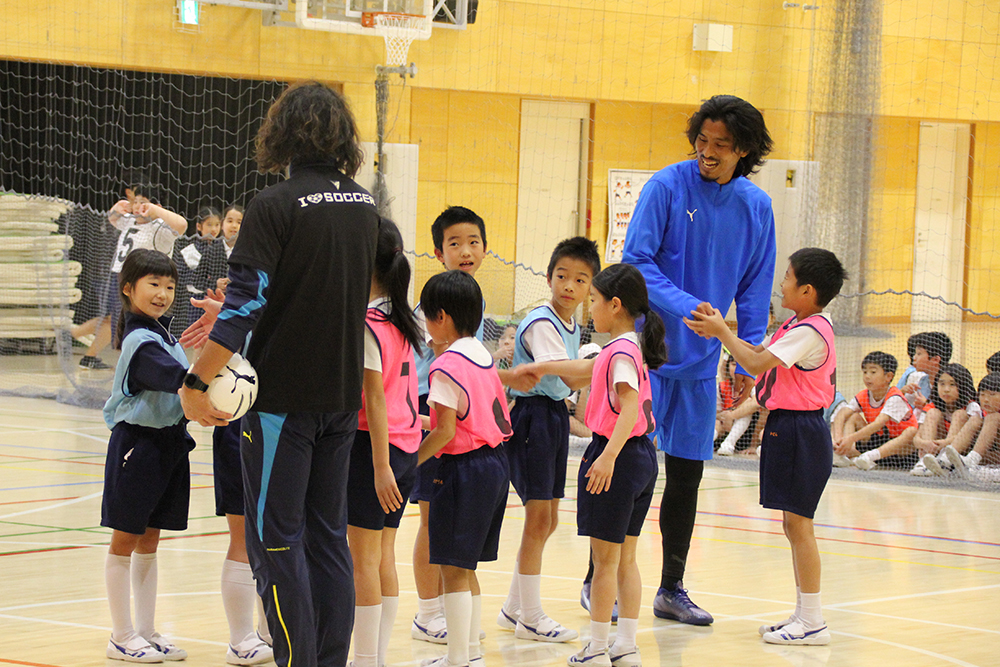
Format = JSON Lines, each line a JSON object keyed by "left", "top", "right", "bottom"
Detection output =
{"left": 759, "top": 409, "right": 832, "bottom": 519}
{"left": 428, "top": 444, "right": 509, "bottom": 570}
{"left": 347, "top": 430, "right": 418, "bottom": 530}
{"left": 100, "top": 272, "right": 121, "bottom": 318}
{"left": 213, "top": 419, "right": 245, "bottom": 516}
{"left": 506, "top": 395, "right": 569, "bottom": 504}
{"left": 857, "top": 426, "right": 918, "bottom": 467}
{"left": 409, "top": 394, "right": 437, "bottom": 503}
{"left": 101, "top": 422, "right": 196, "bottom": 534}
{"left": 577, "top": 434, "right": 658, "bottom": 544}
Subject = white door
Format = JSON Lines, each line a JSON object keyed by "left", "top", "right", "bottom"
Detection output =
{"left": 515, "top": 101, "right": 589, "bottom": 314}
{"left": 912, "top": 122, "right": 970, "bottom": 324}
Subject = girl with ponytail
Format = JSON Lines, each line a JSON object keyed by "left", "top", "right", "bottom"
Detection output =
{"left": 346, "top": 218, "right": 422, "bottom": 667}
{"left": 521, "top": 262, "right": 665, "bottom": 667}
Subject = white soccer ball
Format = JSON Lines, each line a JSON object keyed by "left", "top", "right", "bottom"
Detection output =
{"left": 208, "top": 353, "right": 258, "bottom": 421}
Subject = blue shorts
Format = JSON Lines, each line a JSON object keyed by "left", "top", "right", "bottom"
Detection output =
{"left": 759, "top": 409, "right": 832, "bottom": 519}
{"left": 577, "top": 434, "right": 658, "bottom": 544}
{"left": 101, "top": 422, "right": 196, "bottom": 534}
{"left": 649, "top": 374, "right": 716, "bottom": 460}
{"left": 428, "top": 444, "right": 509, "bottom": 570}
{"left": 409, "top": 394, "right": 438, "bottom": 503}
{"left": 506, "top": 395, "right": 569, "bottom": 503}
{"left": 347, "top": 430, "right": 418, "bottom": 530}
{"left": 213, "top": 419, "right": 245, "bottom": 516}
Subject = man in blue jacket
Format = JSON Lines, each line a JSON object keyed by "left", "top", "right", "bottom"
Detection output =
{"left": 622, "top": 95, "right": 776, "bottom": 624}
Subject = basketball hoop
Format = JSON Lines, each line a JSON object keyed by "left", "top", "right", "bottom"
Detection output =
{"left": 365, "top": 12, "right": 426, "bottom": 70}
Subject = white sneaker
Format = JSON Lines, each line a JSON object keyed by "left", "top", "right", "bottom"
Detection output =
{"left": 832, "top": 453, "right": 852, "bottom": 468}
{"left": 608, "top": 647, "right": 641, "bottom": 667}
{"left": 412, "top": 614, "right": 448, "bottom": 644}
{"left": 762, "top": 620, "right": 831, "bottom": 646}
{"left": 910, "top": 459, "right": 931, "bottom": 476}
{"left": 758, "top": 615, "right": 797, "bottom": 636}
{"left": 921, "top": 453, "right": 947, "bottom": 477}
{"left": 420, "top": 657, "right": 466, "bottom": 667}
{"left": 145, "top": 634, "right": 187, "bottom": 661}
{"left": 515, "top": 614, "right": 578, "bottom": 642}
{"left": 716, "top": 443, "right": 736, "bottom": 457}
{"left": 227, "top": 633, "right": 274, "bottom": 665}
{"left": 497, "top": 607, "right": 519, "bottom": 631}
{"left": 107, "top": 636, "right": 165, "bottom": 663}
{"left": 469, "top": 655, "right": 485, "bottom": 667}
{"left": 943, "top": 446, "right": 969, "bottom": 479}
{"left": 852, "top": 453, "right": 877, "bottom": 471}
{"left": 567, "top": 644, "right": 612, "bottom": 667}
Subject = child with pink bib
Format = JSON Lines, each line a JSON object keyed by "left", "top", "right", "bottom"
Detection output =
{"left": 686, "top": 247, "right": 847, "bottom": 646}
{"left": 524, "top": 262, "right": 667, "bottom": 667}
{"left": 346, "top": 219, "right": 424, "bottom": 667}
{"left": 417, "top": 270, "right": 513, "bottom": 667}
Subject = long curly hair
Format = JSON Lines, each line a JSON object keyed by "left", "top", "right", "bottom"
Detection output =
{"left": 255, "top": 81, "right": 364, "bottom": 177}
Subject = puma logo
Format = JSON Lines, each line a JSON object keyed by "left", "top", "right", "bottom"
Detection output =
{"left": 331, "top": 180, "right": 341, "bottom": 190}
{"left": 686, "top": 209, "right": 697, "bottom": 222}
{"left": 243, "top": 431, "right": 252, "bottom": 443}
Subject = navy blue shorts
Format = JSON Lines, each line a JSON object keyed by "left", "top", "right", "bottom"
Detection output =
{"left": 347, "top": 430, "right": 418, "bottom": 530}
{"left": 101, "top": 421, "right": 196, "bottom": 534}
{"left": 100, "top": 272, "right": 122, "bottom": 318}
{"left": 428, "top": 444, "right": 509, "bottom": 570}
{"left": 649, "top": 374, "right": 716, "bottom": 461}
{"left": 577, "top": 434, "right": 658, "bottom": 544}
{"left": 213, "top": 419, "right": 245, "bottom": 516}
{"left": 409, "top": 394, "right": 438, "bottom": 503}
{"left": 506, "top": 395, "right": 569, "bottom": 504}
{"left": 759, "top": 409, "right": 832, "bottom": 519}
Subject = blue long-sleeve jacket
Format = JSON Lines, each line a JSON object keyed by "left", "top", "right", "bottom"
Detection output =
{"left": 623, "top": 159, "right": 776, "bottom": 380}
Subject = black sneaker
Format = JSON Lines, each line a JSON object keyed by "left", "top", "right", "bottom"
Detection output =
{"left": 80, "top": 355, "right": 112, "bottom": 370}
{"left": 652, "top": 582, "right": 713, "bottom": 625}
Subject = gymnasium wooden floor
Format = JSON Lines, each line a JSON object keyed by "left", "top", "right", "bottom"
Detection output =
{"left": 1, "top": 394, "right": 998, "bottom": 667}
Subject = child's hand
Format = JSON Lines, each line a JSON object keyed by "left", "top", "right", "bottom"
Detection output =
{"left": 717, "top": 410, "right": 734, "bottom": 430}
{"left": 133, "top": 201, "right": 155, "bottom": 223}
{"left": 109, "top": 199, "right": 131, "bottom": 219}
{"left": 683, "top": 307, "right": 727, "bottom": 340}
{"left": 507, "top": 364, "right": 541, "bottom": 393}
{"left": 912, "top": 394, "right": 928, "bottom": 409}
{"left": 179, "top": 292, "right": 224, "bottom": 349}
{"left": 833, "top": 435, "right": 853, "bottom": 455}
{"left": 216, "top": 277, "right": 230, "bottom": 293}
{"left": 585, "top": 451, "right": 615, "bottom": 494}
{"left": 374, "top": 465, "right": 403, "bottom": 514}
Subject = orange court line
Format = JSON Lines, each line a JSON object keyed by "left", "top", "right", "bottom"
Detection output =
{"left": 0, "top": 659, "right": 65, "bottom": 667}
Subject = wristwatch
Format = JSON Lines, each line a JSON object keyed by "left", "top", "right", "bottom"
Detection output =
{"left": 183, "top": 372, "right": 209, "bottom": 392}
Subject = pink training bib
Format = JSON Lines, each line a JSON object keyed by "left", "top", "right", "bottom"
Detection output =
{"left": 585, "top": 337, "right": 654, "bottom": 439}
{"left": 429, "top": 348, "right": 512, "bottom": 456}
{"left": 755, "top": 314, "right": 837, "bottom": 411}
{"left": 358, "top": 309, "right": 421, "bottom": 453}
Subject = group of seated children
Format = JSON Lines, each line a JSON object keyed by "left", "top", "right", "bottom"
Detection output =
{"left": 829, "top": 331, "right": 1000, "bottom": 478}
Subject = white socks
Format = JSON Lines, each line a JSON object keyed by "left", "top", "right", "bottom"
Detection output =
{"left": 967, "top": 450, "right": 982, "bottom": 466}
{"left": 469, "top": 594, "right": 482, "bottom": 660}
{"left": 221, "top": 559, "right": 257, "bottom": 645}
{"left": 443, "top": 591, "right": 472, "bottom": 666}
{"left": 518, "top": 574, "right": 543, "bottom": 625}
{"left": 861, "top": 449, "right": 881, "bottom": 462}
{"left": 131, "top": 552, "right": 158, "bottom": 639}
{"left": 352, "top": 604, "right": 382, "bottom": 667}
{"left": 799, "top": 592, "right": 824, "bottom": 628}
{"left": 589, "top": 620, "right": 611, "bottom": 652}
{"left": 379, "top": 596, "right": 399, "bottom": 667}
{"left": 503, "top": 569, "right": 521, "bottom": 615}
{"left": 719, "top": 416, "right": 751, "bottom": 452}
{"left": 610, "top": 617, "right": 637, "bottom": 654}
{"left": 416, "top": 596, "right": 442, "bottom": 624}
{"left": 106, "top": 553, "right": 134, "bottom": 641}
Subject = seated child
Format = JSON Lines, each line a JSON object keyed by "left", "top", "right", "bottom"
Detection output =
{"left": 912, "top": 363, "right": 982, "bottom": 476}
{"left": 897, "top": 332, "right": 952, "bottom": 410}
{"left": 418, "top": 270, "right": 512, "bottom": 667}
{"left": 832, "top": 351, "right": 919, "bottom": 471}
{"left": 942, "top": 373, "right": 1000, "bottom": 479}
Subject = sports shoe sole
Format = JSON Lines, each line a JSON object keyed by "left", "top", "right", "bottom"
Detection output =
{"left": 609, "top": 650, "right": 641, "bottom": 667}
{"left": 107, "top": 639, "right": 165, "bottom": 663}
{"left": 943, "top": 446, "right": 968, "bottom": 478}
{"left": 762, "top": 625, "right": 831, "bottom": 646}
{"left": 922, "top": 453, "right": 947, "bottom": 477}
{"left": 515, "top": 619, "right": 579, "bottom": 643}
{"left": 497, "top": 608, "right": 518, "bottom": 631}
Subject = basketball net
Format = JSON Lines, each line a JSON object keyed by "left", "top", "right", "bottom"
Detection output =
{"left": 373, "top": 13, "right": 426, "bottom": 68}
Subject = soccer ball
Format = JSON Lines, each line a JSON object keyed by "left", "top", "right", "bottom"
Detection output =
{"left": 208, "top": 353, "right": 258, "bottom": 421}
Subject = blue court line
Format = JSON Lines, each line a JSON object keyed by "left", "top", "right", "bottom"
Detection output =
{"left": 0, "top": 481, "right": 104, "bottom": 492}
{"left": 0, "top": 442, "right": 214, "bottom": 468}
